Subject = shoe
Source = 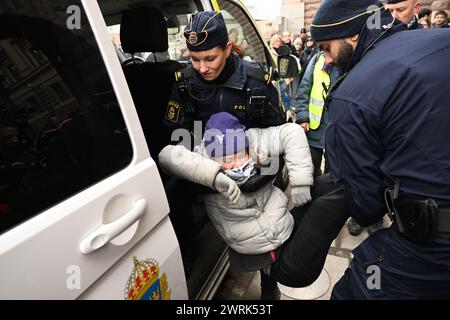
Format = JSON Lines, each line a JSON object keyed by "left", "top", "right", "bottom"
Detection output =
{"left": 368, "top": 219, "right": 385, "bottom": 235}
{"left": 347, "top": 218, "right": 363, "bottom": 236}
{"left": 259, "top": 269, "right": 281, "bottom": 300}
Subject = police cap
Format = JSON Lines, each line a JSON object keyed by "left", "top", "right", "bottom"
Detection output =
{"left": 184, "top": 11, "right": 229, "bottom": 51}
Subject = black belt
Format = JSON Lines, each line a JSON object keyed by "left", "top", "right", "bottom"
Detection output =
{"left": 396, "top": 200, "right": 450, "bottom": 239}
{"left": 385, "top": 182, "right": 450, "bottom": 242}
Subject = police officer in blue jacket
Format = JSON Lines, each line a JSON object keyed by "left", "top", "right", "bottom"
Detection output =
{"left": 163, "top": 11, "right": 286, "bottom": 283}
{"left": 347, "top": 0, "right": 421, "bottom": 237}
{"left": 308, "top": 0, "right": 450, "bottom": 299}
{"left": 385, "top": 0, "right": 423, "bottom": 30}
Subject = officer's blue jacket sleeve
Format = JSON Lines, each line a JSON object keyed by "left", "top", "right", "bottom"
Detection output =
{"left": 326, "top": 98, "right": 386, "bottom": 226}
{"left": 295, "top": 53, "right": 318, "bottom": 124}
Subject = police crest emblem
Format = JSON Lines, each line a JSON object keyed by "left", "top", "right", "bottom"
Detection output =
{"left": 125, "top": 257, "right": 171, "bottom": 300}
{"left": 166, "top": 99, "right": 181, "bottom": 123}
{"left": 189, "top": 31, "right": 198, "bottom": 45}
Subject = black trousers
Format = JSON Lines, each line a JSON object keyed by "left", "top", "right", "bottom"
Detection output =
{"left": 164, "top": 177, "right": 214, "bottom": 256}
{"left": 271, "top": 173, "right": 349, "bottom": 287}
{"left": 310, "top": 147, "right": 329, "bottom": 178}
{"left": 165, "top": 178, "right": 196, "bottom": 256}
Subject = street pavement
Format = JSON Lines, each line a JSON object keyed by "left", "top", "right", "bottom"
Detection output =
{"left": 215, "top": 216, "right": 390, "bottom": 300}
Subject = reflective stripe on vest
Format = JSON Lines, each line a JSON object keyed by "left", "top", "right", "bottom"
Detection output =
{"left": 308, "top": 54, "right": 330, "bottom": 130}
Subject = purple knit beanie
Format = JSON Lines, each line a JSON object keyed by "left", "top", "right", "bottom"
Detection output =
{"left": 204, "top": 112, "right": 249, "bottom": 158}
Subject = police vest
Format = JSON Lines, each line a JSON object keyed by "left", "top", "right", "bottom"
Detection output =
{"left": 308, "top": 54, "right": 330, "bottom": 130}
{"left": 172, "top": 63, "right": 282, "bottom": 126}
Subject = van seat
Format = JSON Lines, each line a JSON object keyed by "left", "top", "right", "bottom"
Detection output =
{"left": 120, "top": 7, "right": 180, "bottom": 161}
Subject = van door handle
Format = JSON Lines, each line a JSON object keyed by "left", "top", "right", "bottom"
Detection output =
{"left": 79, "top": 198, "right": 147, "bottom": 254}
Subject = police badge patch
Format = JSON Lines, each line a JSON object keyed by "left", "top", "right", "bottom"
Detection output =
{"left": 166, "top": 99, "right": 181, "bottom": 123}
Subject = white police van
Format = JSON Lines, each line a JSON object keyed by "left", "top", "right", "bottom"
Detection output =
{"left": 0, "top": 0, "right": 295, "bottom": 299}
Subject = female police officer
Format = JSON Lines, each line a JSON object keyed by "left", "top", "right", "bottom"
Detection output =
{"left": 164, "top": 11, "right": 286, "bottom": 133}
{"left": 162, "top": 11, "right": 287, "bottom": 293}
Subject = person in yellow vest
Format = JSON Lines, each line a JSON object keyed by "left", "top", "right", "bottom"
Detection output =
{"left": 295, "top": 52, "right": 341, "bottom": 178}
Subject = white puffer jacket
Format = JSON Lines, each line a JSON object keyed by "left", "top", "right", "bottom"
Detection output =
{"left": 159, "top": 123, "right": 313, "bottom": 254}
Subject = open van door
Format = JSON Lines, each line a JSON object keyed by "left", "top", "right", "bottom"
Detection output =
{"left": 0, "top": 0, "right": 186, "bottom": 299}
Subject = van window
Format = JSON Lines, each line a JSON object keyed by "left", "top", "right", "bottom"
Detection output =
{"left": 0, "top": 1, "right": 133, "bottom": 235}
{"left": 106, "top": 4, "right": 269, "bottom": 70}
{"left": 216, "top": 0, "right": 269, "bottom": 69}
{"left": 107, "top": 14, "right": 191, "bottom": 64}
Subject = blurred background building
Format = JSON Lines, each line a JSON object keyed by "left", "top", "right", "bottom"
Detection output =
{"left": 244, "top": 0, "right": 449, "bottom": 37}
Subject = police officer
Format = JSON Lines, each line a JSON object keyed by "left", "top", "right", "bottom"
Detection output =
{"left": 307, "top": 0, "right": 450, "bottom": 299}
{"left": 385, "top": 0, "right": 423, "bottom": 29}
{"left": 164, "top": 11, "right": 286, "bottom": 134}
{"left": 162, "top": 11, "right": 286, "bottom": 277}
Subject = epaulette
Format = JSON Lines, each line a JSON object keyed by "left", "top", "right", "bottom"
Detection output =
{"left": 245, "top": 62, "right": 270, "bottom": 83}
{"left": 175, "top": 64, "right": 193, "bottom": 82}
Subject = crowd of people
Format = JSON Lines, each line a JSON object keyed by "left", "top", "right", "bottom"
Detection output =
{"left": 265, "top": 1, "right": 448, "bottom": 111}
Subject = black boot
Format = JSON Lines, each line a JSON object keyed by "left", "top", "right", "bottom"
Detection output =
{"left": 347, "top": 218, "right": 363, "bottom": 236}
{"left": 367, "top": 218, "right": 385, "bottom": 235}
{"left": 259, "top": 268, "right": 281, "bottom": 300}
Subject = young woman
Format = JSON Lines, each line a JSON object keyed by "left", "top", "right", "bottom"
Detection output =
{"left": 160, "top": 112, "right": 314, "bottom": 299}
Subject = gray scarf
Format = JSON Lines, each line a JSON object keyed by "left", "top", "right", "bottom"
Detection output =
{"left": 224, "top": 158, "right": 257, "bottom": 186}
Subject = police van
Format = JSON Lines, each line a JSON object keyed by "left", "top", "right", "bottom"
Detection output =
{"left": 0, "top": 0, "right": 296, "bottom": 299}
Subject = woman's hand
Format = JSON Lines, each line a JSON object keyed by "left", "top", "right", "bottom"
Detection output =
{"left": 300, "top": 122, "right": 310, "bottom": 132}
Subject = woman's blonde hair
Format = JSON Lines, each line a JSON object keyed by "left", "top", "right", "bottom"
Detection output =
{"left": 270, "top": 34, "right": 282, "bottom": 48}
{"left": 293, "top": 37, "right": 303, "bottom": 46}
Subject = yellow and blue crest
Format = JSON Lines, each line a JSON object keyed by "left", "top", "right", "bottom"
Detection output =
{"left": 125, "top": 257, "right": 171, "bottom": 300}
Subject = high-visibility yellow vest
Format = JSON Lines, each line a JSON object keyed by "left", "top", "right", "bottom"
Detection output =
{"left": 308, "top": 54, "right": 330, "bottom": 130}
